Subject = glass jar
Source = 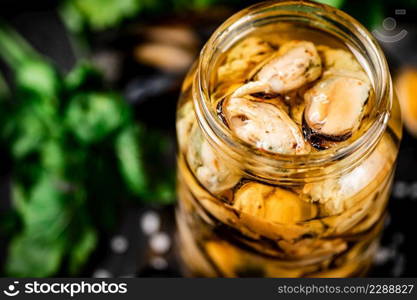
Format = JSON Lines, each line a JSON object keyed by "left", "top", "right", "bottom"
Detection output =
{"left": 175, "top": 0, "right": 402, "bottom": 277}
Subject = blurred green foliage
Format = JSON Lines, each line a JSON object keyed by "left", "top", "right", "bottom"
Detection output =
{"left": 60, "top": 0, "right": 242, "bottom": 33}
{"left": 317, "top": 0, "right": 417, "bottom": 29}
{"left": 61, "top": 0, "right": 417, "bottom": 37}
{"left": 61, "top": 0, "right": 142, "bottom": 32}
{"left": 0, "top": 23, "right": 174, "bottom": 277}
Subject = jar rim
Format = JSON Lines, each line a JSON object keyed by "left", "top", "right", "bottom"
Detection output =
{"left": 193, "top": 0, "right": 392, "bottom": 179}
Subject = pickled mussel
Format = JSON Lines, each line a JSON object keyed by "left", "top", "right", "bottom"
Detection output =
{"left": 217, "top": 37, "right": 275, "bottom": 84}
{"left": 221, "top": 94, "right": 310, "bottom": 154}
{"left": 233, "top": 181, "right": 317, "bottom": 224}
{"left": 186, "top": 124, "right": 240, "bottom": 194}
{"left": 302, "top": 74, "right": 370, "bottom": 149}
{"left": 232, "top": 41, "right": 322, "bottom": 97}
{"left": 317, "top": 45, "right": 369, "bottom": 82}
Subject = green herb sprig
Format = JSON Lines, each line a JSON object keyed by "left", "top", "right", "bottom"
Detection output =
{"left": 0, "top": 23, "right": 174, "bottom": 277}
